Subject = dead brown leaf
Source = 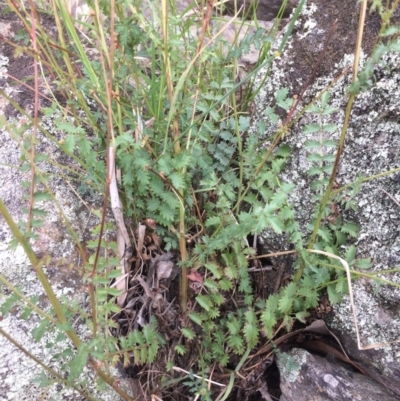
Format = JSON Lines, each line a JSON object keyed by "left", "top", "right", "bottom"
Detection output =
{"left": 187, "top": 269, "right": 203, "bottom": 283}
{"left": 157, "top": 261, "right": 174, "bottom": 280}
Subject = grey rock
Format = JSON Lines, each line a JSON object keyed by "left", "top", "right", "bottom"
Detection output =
{"left": 277, "top": 348, "right": 400, "bottom": 401}
{"left": 251, "top": 0, "right": 400, "bottom": 386}
{"left": 224, "top": 0, "right": 296, "bottom": 21}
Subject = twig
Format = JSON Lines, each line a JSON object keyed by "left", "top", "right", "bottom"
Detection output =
{"left": 109, "top": 147, "right": 133, "bottom": 307}
{"left": 248, "top": 266, "right": 273, "bottom": 272}
{"left": 381, "top": 187, "right": 400, "bottom": 208}
{"left": 172, "top": 366, "right": 226, "bottom": 387}
{"left": 248, "top": 250, "right": 296, "bottom": 260}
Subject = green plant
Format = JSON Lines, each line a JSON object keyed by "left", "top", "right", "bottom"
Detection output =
{"left": 1, "top": 0, "right": 400, "bottom": 399}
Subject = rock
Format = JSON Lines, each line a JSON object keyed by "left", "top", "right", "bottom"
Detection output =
{"left": 251, "top": 0, "right": 400, "bottom": 387}
{"left": 224, "top": 0, "right": 296, "bottom": 21}
{"left": 277, "top": 348, "right": 400, "bottom": 401}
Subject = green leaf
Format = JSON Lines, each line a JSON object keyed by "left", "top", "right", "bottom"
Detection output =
{"left": 196, "top": 295, "right": 212, "bottom": 311}
{"left": 32, "top": 319, "right": 50, "bottom": 342}
{"left": 355, "top": 258, "right": 372, "bottom": 269}
{"left": 281, "top": 182, "right": 296, "bottom": 193}
{"left": 244, "top": 294, "right": 254, "bottom": 306}
{"left": 136, "top": 168, "right": 150, "bottom": 185}
{"left": 228, "top": 335, "right": 244, "bottom": 354}
{"left": 143, "top": 324, "right": 156, "bottom": 344}
{"left": 276, "top": 87, "right": 289, "bottom": 105}
{"left": 31, "top": 219, "right": 45, "bottom": 228}
{"left": 20, "top": 306, "right": 33, "bottom": 320}
{"left": 147, "top": 197, "right": 161, "bottom": 212}
{"left": 302, "top": 123, "right": 320, "bottom": 134}
{"left": 174, "top": 344, "right": 186, "bottom": 355}
{"left": 335, "top": 230, "right": 346, "bottom": 246}
{"left": 262, "top": 311, "right": 277, "bottom": 339}
{"left": 205, "top": 216, "right": 221, "bottom": 227}
{"left": 271, "top": 191, "right": 287, "bottom": 207}
{"left": 345, "top": 246, "right": 357, "bottom": 264}
{"left": 243, "top": 309, "right": 258, "bottom": 348}
{"left": 148, "top": 342, "right": 159, "bottom": 363}
{"left": 169, "top": 172, "right": 185, "bottom": 190}
{"left": 58, "top": 121, "right": 84, "bottom": 134}
{"left": 172, "top": 152, "right": 192, "bottom": 169}
{"left": 381, "top": 25, "right": 400, "bottom": 36}
{"left": 307, "top": 153, "right": 323, "bottom": 162}
{"left": 318, "top": 226, "right": 332, "bottom": 243}
{"left": 264, "top": 107, "right": 279, "bottom": 122}
{"left": 219, "top": 277, "right": 233, "bottom": 290}
{"left": 268, "top": 216, "right": 284, "bottom": 234}
{"left": 69, "top": 348, "right": 89, "bottom": 379}
{"left": 320, "top": 91, "right": 330, "bottom": 108}
{"left": 275, "top": 144, "right": 291, "bottom": 157}
{"left": 63, "top": 134, "right": 76, "bottom": 153}
{"left": 31, "top": 208, "right": 47, "bottom": 217}
{"left": 308, "top": 168, "right": 322, "bottom": 178}
{"left": 321, "top": 124, "right": 338, "bottom": 132}
{"left": 115, "top": 132, "right": 135, "bottom": 147}
{"left": 305, "top": 104, "right": 322, "bottom": 113}
{"left": 32, "top": 371, "right": 54, "bottom": 388}
{"left": 224, "top": 264, "right": 237, "bottom": 280}
{"left": 327, "top": 284, "right": 342, "bottom": 304}
{"left": 159, "top": 203, "right": 177, "bottom": 223}
{"left": 304, "top": 289, "right": 319, "bottom": 309}
{"left": 188, "top": 312, "right": 203, "bottom": 325}
{"left": 314, "top": 266, "right": 331, "bottom": 286}
{"left": 335, "top": 275, "right": 347, "bottom": 294}
{"left": 323, "top": 140, "right": 338, "bottom": 147}
{"left": 238, "top": 273, "right": 251, "bottom": 294}
{"left": 204, "top": 279, "right": 219, "bottom": 292}
{"left": 209, "top": 108, "right": 220, "bottom": 122}
{"left": 280, "top": 206, "right": 295, "bottom": 220}
{"left": 322, "top": 106, "right": 338, "bottom": 115}
{"left": 33, "top": 191, "right": 52, "bottom": 202}
{"left": 283, "top": 282, "right": 297, "bottom": 298}
{"left": 181, "top": 327, "right": 196, "bottom": 340}
{"left": 322, "top": 154, "right": 335, "bottom": 163}
{"left": 278, "top": 283, "right": 296, "bottom": 314}
{"left": 305, "top": 140, "right": 322, "bottom": 149}
{"left": 1, "top": 292, "right": 21, "bottom": 316}
{"left": 128, "top": 330, "right": 143, "bottom": 346}
{"left": 211, "top": 292, "right": 225, "bottom": 306}
{"left": 295, "top": 310, "right": 309, "bottom": 323}
{"left": 226, "top": 316, "right": 241, "bottom": 335}
{"left": 261, "top": 295, "right": 278, "bottom": 339}
{"left": 239, "top": 116, "right": 250, "bottom": 131}
{"left": 141, "top": 346, "right": 147, "bottom": 364}
{"left": 271, "top": 158, "right": 286, "bottom": 173}
{"left": 158, "top": 157, "right": 172, "bottom": 176}
{"left": 341, "top": 222, "right": 359, "bottom": 237}
{"left": 389, "top": 40, "right": 400, "bottom": 51}
{"left": 205, "top": 262, "right": 222, "bottom": 279}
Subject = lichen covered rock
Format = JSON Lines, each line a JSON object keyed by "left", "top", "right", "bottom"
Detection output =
{"left": 278, "top": 348, "right": 400, "bottom": 401}
{"left": 252, "top": 0, "right": 400, "bottom": 383}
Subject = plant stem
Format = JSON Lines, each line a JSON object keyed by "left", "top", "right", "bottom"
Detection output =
{"left": 160, "top": 0, "right": 188, "bottom": 312}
